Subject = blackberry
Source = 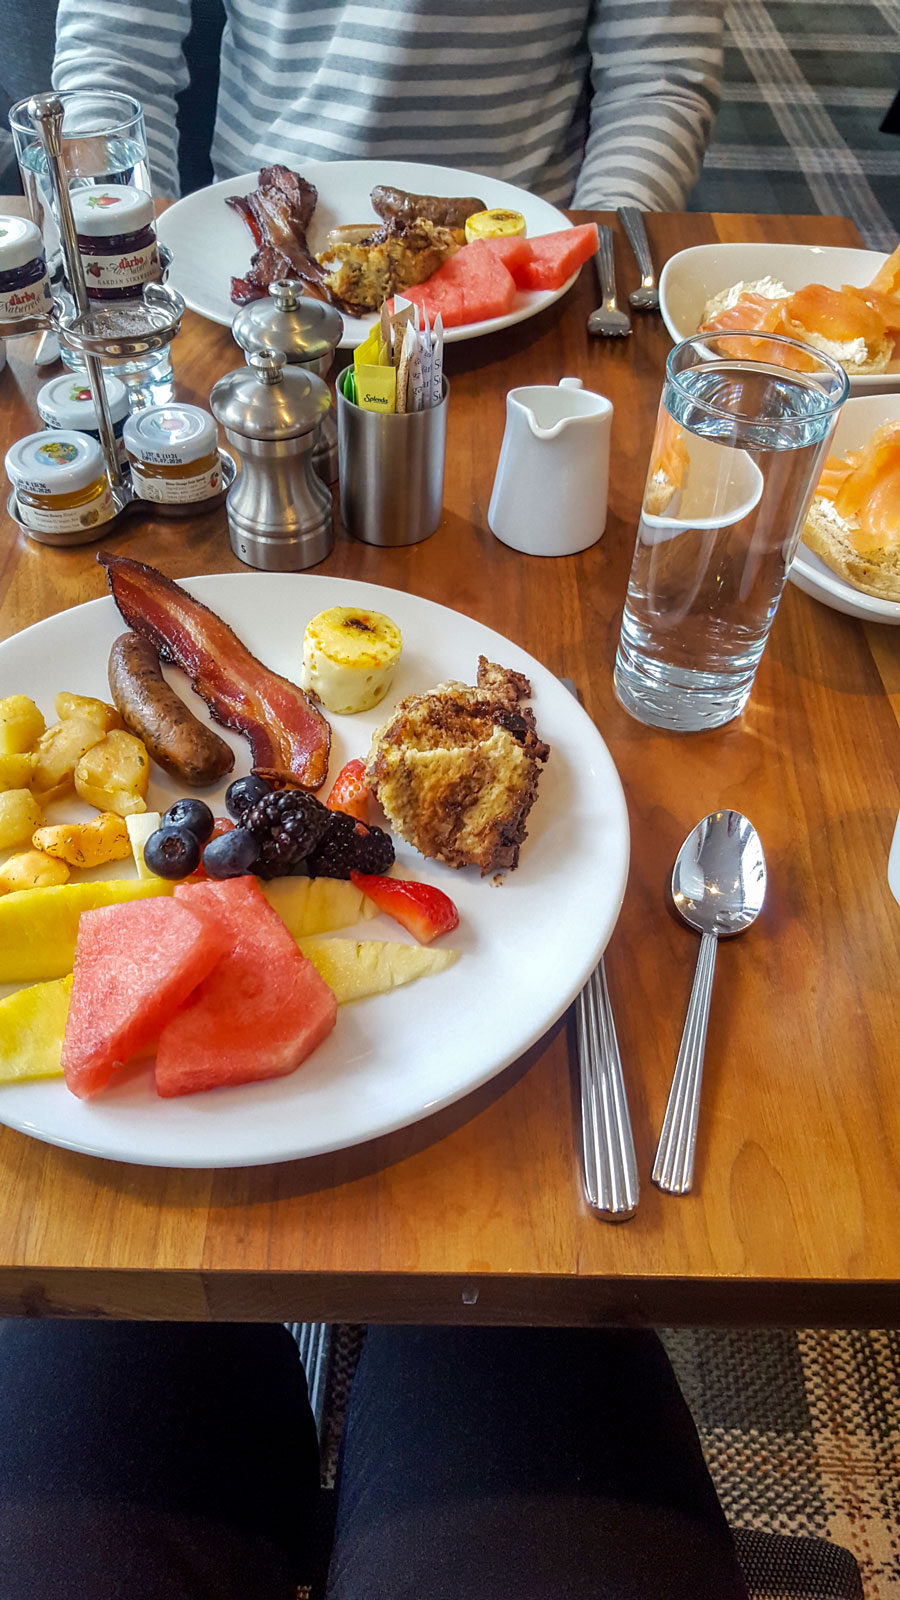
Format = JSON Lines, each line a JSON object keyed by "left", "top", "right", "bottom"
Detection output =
{"left": 307, "top": 811, "right": 395, "bottom": 880}
{"left": 242, "top": 788, "right": 331, "bottom": 873}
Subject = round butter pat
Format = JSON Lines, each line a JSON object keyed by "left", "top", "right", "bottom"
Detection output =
{"left": 300, "top": 607, "right": 402, "bottom": 714}
{"left": 465, "top": 209, "right": 526, "bottom": 243}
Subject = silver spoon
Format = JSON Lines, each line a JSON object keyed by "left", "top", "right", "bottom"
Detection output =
{"left": 617, "top": 207, "right": 660, "bottom": 311}
{"left": 652, "top": 811, "right": 767, "bottom": 1195}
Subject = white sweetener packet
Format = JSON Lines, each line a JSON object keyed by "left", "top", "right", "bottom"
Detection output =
{"left": 431, "top": 313, "right": 444, "bottom": 406}
{"left": 417, "top": 311, "right": 434, "bottom": 410}
{"left": 403, "top": 319, "right": 425, "bottom": 412}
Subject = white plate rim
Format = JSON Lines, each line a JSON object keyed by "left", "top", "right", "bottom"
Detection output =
{"left": 158, "top": 159, "right": 578, "bottom": 348}
{"left": 0, "top": 572, "right": 629, "bottom": 1169}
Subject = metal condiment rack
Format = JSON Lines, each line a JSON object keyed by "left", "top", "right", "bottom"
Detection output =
{"left": 2, "top": 92, "right": 207, "bottom": 535}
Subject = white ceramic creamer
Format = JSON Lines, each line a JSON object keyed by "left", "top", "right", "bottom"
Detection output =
{"left": 488, "top": 376, "right": 613, "bottom": 557}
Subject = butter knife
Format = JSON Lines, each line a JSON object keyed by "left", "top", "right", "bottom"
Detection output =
{"left": 560, "top": 678, "right": 639, "bottom": 1221}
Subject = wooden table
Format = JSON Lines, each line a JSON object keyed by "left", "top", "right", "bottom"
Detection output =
{"left": 0, "top": 210, "right": 898, "bottom": 1327}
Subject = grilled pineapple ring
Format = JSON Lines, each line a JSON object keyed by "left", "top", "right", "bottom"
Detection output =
{"left": 300, "top": 607, "right": 402, "bottom": 715}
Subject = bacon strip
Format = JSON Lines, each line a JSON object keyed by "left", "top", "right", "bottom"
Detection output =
{"left": 99, "top": 553, "right": 331, "bottom": 790}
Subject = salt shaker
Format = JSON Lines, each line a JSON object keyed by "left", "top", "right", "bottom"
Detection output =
{"left": 231, "top": 281, "right": 343, "bottom": 483}
{"left": 209, "top": 349, "right": 333, "bottom": 571}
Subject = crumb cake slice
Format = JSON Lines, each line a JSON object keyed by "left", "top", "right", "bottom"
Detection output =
{"left": 365, "top": 657, "right": 549, "bottom": 874}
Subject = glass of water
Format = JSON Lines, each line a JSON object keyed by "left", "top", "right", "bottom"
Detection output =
{"left": 614, "top": 332, "right": 848, "bottom": 733}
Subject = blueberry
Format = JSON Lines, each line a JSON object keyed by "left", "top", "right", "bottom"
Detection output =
{"left": 225, "top": 775, "right": 271, "bottom": 820}
{"left": 202, "top": 826, "right": 259, "bottom": 879}
{"left": 162, "top": 798, "right": 214, "bottom": 843}
{"left": 144, "top": 824, "right": 201, "bottom": 880}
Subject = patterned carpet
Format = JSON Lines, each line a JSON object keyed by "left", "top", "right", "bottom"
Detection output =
{"left": 663, "top": 1329, "right": 900, "bottom": 1600}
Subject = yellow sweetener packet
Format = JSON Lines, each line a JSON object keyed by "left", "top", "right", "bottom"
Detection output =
{"left": 355, "top": 363, "right": 397, "bottom": 412}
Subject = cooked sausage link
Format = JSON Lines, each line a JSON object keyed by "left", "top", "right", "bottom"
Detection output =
{"left": 369, "top": 185, "right": 486, "bottom": 231}
{"left": 107, "top": 632, "right": 235, "bottom": 787}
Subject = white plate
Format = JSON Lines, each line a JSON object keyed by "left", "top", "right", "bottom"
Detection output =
{"left": 0, "top": 573, "right": 628, "bottom": 1169}
{"left": 788, "top": 392, "right": 900, "bottom": 623}
{"left": 158, "top": 159, "right": 575, "bottom": 348}
{"left": 659, "top": 242, "right": 898, "bottom": 396}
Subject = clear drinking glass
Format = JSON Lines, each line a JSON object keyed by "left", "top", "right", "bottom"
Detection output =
{"left": 614, "top": 333, "right": 849, "bottom": 732}
{"left": 9, "top": 91, "right": 172, "bottom": 404}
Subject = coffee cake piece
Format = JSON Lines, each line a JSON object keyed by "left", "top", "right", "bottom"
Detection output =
{"left": 365, "top": 657, "right": 549, "bottom": 874}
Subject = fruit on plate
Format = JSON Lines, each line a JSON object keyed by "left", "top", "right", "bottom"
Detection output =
{"left": 32, "top": 813, "right": 131, "bottom": 869}
{"left": 154, "top": 877, "right": 338, "bottom": 1097}
{"left": 326, "top": 758, "right": 370, "bottom": 822}
{"left": 300, "top": 607, "right": 402, "bottom": 715}
{"left": 108, "top": 632, "right": 235, "bottom": 788}
{"left": 126, "top": 811, "right": 163, "bottom": 879}
{"left": 350, "top": 872, "right": 459, "bottom": 944}
{"left": 0, "top": 695, "right": 45, "bottom": 756}
{"left": 0, "top": 975, "right": 72, "bottom": 1084}
{"left": 62, "top": 897, "right": 232, "bottom": 1099}
{"left": 0, "top": 849, "right": 71, "bottom": 893}
{"left": 508, "top": 224, "right": 599, "bottom": 292}
{"left": 0, "top": 877, "right": 172, "bottom": 984}
{"left": 100, "top": 553, "right": 332, "bottom": 790}
{"left": 73, "top": 729, "right": 149, "bottom": 817}
{"left": 261, "top": 875, "right": 376, "bottom": 937}
{"left": 0, "top": 788, "right": 43, "bottom": 850}
{"left": 402, "top": 238, "right": 516, "bottom": 328}
{"left": 298, "top": 935, "right": 457, "bottom": 1003}
{"left": 464, "top": 208, "right": 526, "bottom": 243}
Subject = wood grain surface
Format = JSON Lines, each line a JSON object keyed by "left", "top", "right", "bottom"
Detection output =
{"left": 1, "top": 210, "right": 899, "bottom": 1326}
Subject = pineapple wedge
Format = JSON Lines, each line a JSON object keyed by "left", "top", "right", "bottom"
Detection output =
{"left": 298, "top": 936, "right": 457, "bottom": 1004}
{"left": 0, "top": 975, "right": 72, "bottom": 1082}
{"left": 262, "top": 876, "right": 377, "bottom": 938}
{"left": 0, "top": 877, "right": 172, "bottom": 983}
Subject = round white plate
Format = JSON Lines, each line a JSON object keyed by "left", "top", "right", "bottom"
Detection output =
{"left": 788, "top": 391, "right": 900, "bottom": 623}
{"left": 0, "top": 573, "right": 629, "bottom": 1168}
{"left": 158, "top": 159, "right": 575, "bottom": 348}
{"left": 659, "top": 242, "right": 898, "bottom": 396}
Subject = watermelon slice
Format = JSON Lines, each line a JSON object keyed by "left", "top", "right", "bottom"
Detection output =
{"left": 62, "top": 898, "right": 230, "bottom": 1100}
{"left": 155, "top": 876, "right": 337, "bottom": 1097}
{"left": 480, "top": 235, "right": 532, "bottom": 274}
{"left": 510, "top": 224, "right": 599, "bottom": 291}
{"left": 404, "top": 238, "right": 517, "bottom": 327}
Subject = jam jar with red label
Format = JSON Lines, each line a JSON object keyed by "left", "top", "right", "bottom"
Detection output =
{"left": 71, "top": 185, "right": 160, "bottom": 301}
{"left": 0, "top": 215, "right": 51, "bottom": 324}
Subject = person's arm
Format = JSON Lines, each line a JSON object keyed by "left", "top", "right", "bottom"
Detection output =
{"left": 51, "top": 0, "right": 193, "bottom": 198}
{"left": 572, "top": 0, "right": 724, "bottom": 210}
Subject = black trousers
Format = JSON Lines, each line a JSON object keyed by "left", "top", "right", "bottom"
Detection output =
{"left": 0, "top": 1320, "right": 747, "bottom": 1600}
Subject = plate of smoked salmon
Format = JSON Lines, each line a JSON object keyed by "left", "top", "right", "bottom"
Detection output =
{"left": 660, "top": 243, "right": 900, "bottom": 395}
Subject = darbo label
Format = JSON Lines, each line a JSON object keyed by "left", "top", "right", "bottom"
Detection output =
{"left": 0, "top": 277, "right": 51, "bottom": 320}
{"left": 131, "top": 460, "right": 221, "bottom": 504}
{"left": 82, "top": 242, "right": 158, "bottom": 291}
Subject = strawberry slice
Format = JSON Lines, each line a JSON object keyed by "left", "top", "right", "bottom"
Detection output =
{"left": 327, "top": 758, "right": 370, "bottom": 823}
{"left": 350, "top": 872, "right": 459, "bottom": 944}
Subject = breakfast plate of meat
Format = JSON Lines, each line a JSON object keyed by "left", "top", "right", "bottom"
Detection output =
{"left": 0, "top": 571, "right": 628, "bottom": 1168}
{"left": 158, "top": 158, "right": 585, "bottom": 347}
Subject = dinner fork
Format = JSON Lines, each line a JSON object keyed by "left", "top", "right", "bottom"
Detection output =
{"left": 587, "top": 226, "right": 631, "bottom": 338}
{"left": 617, "top": 207, "right": 660, "bottom": 311}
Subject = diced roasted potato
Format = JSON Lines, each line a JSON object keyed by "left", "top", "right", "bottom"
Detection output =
{"left": 0, "top": 752, "right": 35, "bottom": 792}
{"left": 74, "top": 730, "right": 149, "bottom": 817}
{"left": 0, "top": 695, "right": 45, "bottom": 757}
{"left": 55, "top": 691, "right": 124, "bottom": 733}
{"left": 32, "top": 812, "right": 131, "bottom": 869}
{"left": 0, "top": 788, "right": 43, "bottom": 850}
{"left": 32, "top": 718, "right": 106, "bottom": 805}
{"left": 0, "top": 849, "right": 70, "bottom": 894}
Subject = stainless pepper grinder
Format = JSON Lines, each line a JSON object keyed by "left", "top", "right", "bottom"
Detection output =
{"left": 231, "top": 281, "right": 343, "bottom": 484}
{"left": 209, "top": 349, "right": 333, "bottom": 571}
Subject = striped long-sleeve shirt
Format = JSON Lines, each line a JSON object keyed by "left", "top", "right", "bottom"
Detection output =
{"left": 52, "top": 1, "right": 724, "bottom": 210}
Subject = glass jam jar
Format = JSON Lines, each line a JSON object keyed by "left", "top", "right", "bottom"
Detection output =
{"left": 0, "top": 215, "right": 51, "bottom": 323}
{"left": 71, "top": 185, "right": 160, "bottom": 301}
{"left": 5, "top": 431, "right": 115, "bottom": 536}
{"left": 37, "top": 373, "right": 130, "bottom": 466}
{"left": 123, "top": 405, "right": 222, "bottom": 505}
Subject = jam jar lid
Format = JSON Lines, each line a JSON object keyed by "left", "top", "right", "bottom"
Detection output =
{"left": 37, "top": 373, "right": 129, "bottom": 432}
{"left": 5, "top": 430, "right": 107, "bottom": 495}
{"left": 232, "top": 280, "right": 344, "bottom": 365}
{"left": 123, "top": 403, "right": 218, "bottom": 465}
{"left": 210, "top": 350, "right": 331, "bottom": 441}
{"left": 71, "top": 185, "right": 155, "bottom": 238}
{"left": 0, "top": 215, "right": 45, "bottom": 271}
